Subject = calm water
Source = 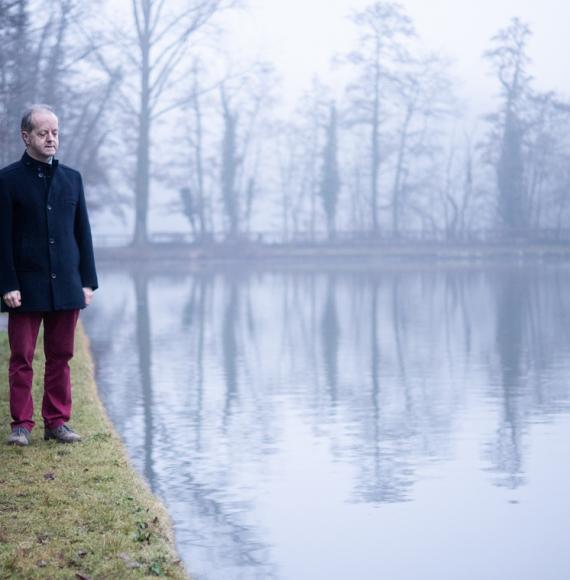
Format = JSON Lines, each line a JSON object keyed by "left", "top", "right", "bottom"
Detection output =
{"left": 82, "top": 262, "right": 570, "bottom": 580}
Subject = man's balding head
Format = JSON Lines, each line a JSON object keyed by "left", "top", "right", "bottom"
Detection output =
{"left": 21, "top": 105, "right": 58, "bottom": 133}
{"left": 21, "top": 105, "right": 59, "bottom": 163}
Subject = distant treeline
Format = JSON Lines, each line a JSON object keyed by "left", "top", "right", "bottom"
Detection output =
{"left": 1, "top": 1, "right": 569, "bottom": 246}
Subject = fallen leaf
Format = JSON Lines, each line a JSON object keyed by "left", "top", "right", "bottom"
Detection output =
{"left": 43, "top": 472, "right": 55, "bottom": 481}
{"left": 127, "top": 561, "right": 141, "bottom": 569}
{"left": 118, "top": 553, "right": 141, "bottom": 569}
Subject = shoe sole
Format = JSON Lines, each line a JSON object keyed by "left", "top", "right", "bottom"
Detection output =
{"left": 6, "top": 439, "right": 29, "bottom": 446}
{"left": 44, "top": 434, "right": 81, "bottom": 443}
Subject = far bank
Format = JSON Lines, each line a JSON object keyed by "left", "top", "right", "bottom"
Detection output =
{"left": 94, "top": 238, "right": 570, "bottom": 265}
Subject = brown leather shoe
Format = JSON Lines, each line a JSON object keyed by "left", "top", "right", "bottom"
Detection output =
{"left": 44, "top": 424, "right": 81, "bottom": 443}
{"left": 6, "top": 427, "right": 31, "bottom": 446}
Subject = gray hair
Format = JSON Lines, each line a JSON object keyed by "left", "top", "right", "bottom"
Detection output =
{"left": 21, "top": 104, "right": 57, "bottom": 132}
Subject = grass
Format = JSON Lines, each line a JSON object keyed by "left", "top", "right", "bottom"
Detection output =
{"left": 0, "top": 321, "right": 187, "bottom": 579}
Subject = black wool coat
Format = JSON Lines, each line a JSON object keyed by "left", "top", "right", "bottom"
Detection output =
{"left": 0, "top": 152, "right": 98, "bottom": 313}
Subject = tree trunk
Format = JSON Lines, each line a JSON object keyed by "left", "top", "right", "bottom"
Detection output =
{"left": 391, "top": 106, "right": 413, "bottom": 236}
{"left": 133, "top": 29, "right": 151, "bottom": 247}
{"left": 193, "top": 80, "right": 207, "bottom": 237}
{"left": 221, "top": 87, "right": 239, "bottom": 238}
{"left": 370, "top": 41, "right": 381, "bottom": 234}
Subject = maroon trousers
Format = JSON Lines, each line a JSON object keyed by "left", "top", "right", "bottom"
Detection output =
{"left": 8, "top": 309, "right": 79, "bottom": 431}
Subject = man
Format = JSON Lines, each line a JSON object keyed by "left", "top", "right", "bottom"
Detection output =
{"left": 0, "top": 104, "right": 98, "bottom": 446}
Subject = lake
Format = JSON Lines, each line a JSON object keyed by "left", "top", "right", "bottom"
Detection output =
{"left": 82, "top": 261, "right": 570, "bottom": 580}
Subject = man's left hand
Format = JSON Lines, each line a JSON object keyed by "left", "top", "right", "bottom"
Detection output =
{"left": 83, "top": 287, "right": 94, "bottom": 306}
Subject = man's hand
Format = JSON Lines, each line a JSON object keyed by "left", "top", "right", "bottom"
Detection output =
{"left": 83, "top": 287, "right": 94, "bottom": 306}
{"left": 2, "top": 290, "right": 21, "bottom": 308}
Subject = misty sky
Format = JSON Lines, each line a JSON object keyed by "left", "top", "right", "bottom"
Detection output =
{"left": 95, "top": 0, "right": 566, "bottom": 236}
{"left": 227, "top": 0, "right": 565, "bottom": 112}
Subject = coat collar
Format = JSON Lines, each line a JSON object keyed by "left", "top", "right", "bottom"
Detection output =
{"left": 21, "top": 151, "right": 59, "bottom": 174}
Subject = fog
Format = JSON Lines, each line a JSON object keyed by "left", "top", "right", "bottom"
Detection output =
{"left": 2, "top": 0, "right": 569, "bottom": 247}
{"left": 229, "top": 0, "right": 569, "bottom": 108}
{"left": 3, "top": 4, "right": 570, "bottom": 578}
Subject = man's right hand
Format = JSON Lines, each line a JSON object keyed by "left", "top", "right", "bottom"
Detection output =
{"left": 3, "top": 290, "right": 21, "bottom": 308}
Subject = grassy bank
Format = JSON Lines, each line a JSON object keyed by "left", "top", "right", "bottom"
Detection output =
{"left": 0, "top": 322, "right": 186, "bottom": 579}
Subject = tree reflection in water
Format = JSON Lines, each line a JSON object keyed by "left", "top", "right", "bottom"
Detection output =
{"left": 82, "top": 263, "right": 570, "bottom": 580}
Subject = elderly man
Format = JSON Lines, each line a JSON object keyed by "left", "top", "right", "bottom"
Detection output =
{"left": 0, "top": 104, "right": 98, "bottom": 446}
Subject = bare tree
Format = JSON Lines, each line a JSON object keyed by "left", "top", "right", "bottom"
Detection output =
{"left": 127, "top": 0, "right": 235, "bottom": 246}
{"left": 282, "top": 77, "right": 330, "bottom": 241}
{"left": 389, "top": 54, "right": 453, "bottom": 235}
{"left": 180, "top": 58, "right": 211, "bottom": 239}
{"left": 521, "top": 93, "right": 570, "bottom": 233}
{"left": 484, "top": 18, "right": 533, "bottom": 234}
{"left": 220, "top": 82, "right": 240, "bottom": 238}
{"left": 319, "top": 101, "right": 340, "bottom": 240}
{"left": 217, "top": 63, "right": 276, "bottom": 240}
{"left": 276, "top": 126, "right": 296, "bottom": 241}
{"left": 0, "top": 0, "right": 34, "bottom": 165}
{"left": 1, "top": 0, "right": 118, "bottom": 197}
{"left": 346, "top": 1, "right": 415, "bottom": 234}
{"left": 439, "top": 130, "right": 478, "bottom": 240}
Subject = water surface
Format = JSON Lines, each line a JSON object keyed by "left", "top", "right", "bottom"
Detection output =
{"left": 83, "top": 263, "right": 570, "bottom": 580}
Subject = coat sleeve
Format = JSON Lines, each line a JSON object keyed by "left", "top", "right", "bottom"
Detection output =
{"left": 74, "top": 173, "right": 99, "bottom": 291}
{"left": 0, "top": 176, "right": 20, "bottom": 295}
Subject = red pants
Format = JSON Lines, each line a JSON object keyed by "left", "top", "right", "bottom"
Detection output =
{"left": 8, "top": 309, "right": 79, "bottom": 431}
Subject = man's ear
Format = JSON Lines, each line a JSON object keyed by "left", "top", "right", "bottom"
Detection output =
{"left": 21, "top": 131, "right": 30, "bottom": 145}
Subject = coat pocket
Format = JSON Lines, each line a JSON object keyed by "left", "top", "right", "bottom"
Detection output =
{"left": 57, "top": 186, "right": 78, "bottom": 206}
{"left": 15, "top": 237, "right": 43, "bottom": 272}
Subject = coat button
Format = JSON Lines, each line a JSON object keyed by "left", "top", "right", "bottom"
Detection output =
{"left": 49, "top": 238, "right": 55, "bottom": 244}
{"left": 47, "top": 205, "right": 52, "bottom": 211}
{"left": 51, "top": 273, "right": 57, "bottom": 279}
{"left": 38, "top": 172, "right": 44, "bottom": 178}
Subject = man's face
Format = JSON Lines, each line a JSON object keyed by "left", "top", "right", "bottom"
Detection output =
{"left": 22, "top": 111, "right": 59, "bottom": 162}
